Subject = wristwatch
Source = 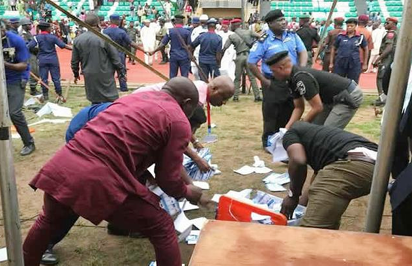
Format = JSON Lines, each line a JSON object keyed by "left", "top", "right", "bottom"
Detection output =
{"left": 288, "top": 189, "right": 294, "bottom": 198}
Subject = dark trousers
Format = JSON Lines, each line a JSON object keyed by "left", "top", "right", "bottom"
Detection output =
{"left": 392, "top": 194, "right": 412, "bottom": 236}
{"left": 39, "top": 62, "right": 62, "bottom": 95}
{"left": 333, "top": 62, "right": 361, "bottom": 83}
{"left": 118, "top": 53, "right": 128, "bottom": 91}
{"left": 169, "top": 58, "right": 190, "bottom": 78}
{"left": 261, "top": 78, "right": 294, "bottom": 147}
{"left": 23, "top": 193, "right": 180, "bottom": 266}
{"left": 7, "top": 81, "right": 34, "bottom": 146}
{"left": 199, "top": 62, "right": 220, "bottom": 82}
{"left": 29, "top": 54, "right": 39, "bottom": 90}
{"left": 161, "top": 47, "right": 169, "bottom": 62}
{"left": 322, "top": 53, "right": 331, "bottom": 71}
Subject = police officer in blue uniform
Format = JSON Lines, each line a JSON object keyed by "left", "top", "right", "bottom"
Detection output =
{"left": 190, "top": 18, "right": 222, "bottom": 82}
{"left": 329, "top": 18, "right": 369, "bottom": 84}
{"left": 151, "top": 14, "right": 192, "bottom": 78}
{"left": 8, "top": 17, "right": 20, "bottom": 34}
{"left": 248, "top": 9, "right": 307, "bottom": 148}
{"left": 103, "top": 13, "right": 143, "bottom": 92}
{"left": 2, "top": 21, "right": 36, "bottom": 155}
{"left": 27, "top": 21, "right": 72, "bottom": 101}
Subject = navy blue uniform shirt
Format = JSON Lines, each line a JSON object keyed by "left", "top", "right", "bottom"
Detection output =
{"left": 161, "top": 25, "right": 191, "bottom": 61}
{"left": 334, "top": 31, "right": 367, "bottom": 63}
{"left": 27, "top": 32, "right": 66, "bottom": 65}
{"left": 103, "top": 25, "right": 132, "bottom": 49}
{"left": 191, "top": 31, "right": 222, "bottom": 64}
{"left": 3, "top": 31, "right": 30, "bottom": 84}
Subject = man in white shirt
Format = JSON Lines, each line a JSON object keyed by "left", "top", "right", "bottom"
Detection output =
{"left": 366, "top": 22, "right": 386, "bottom": 73}
{"left": 140, "top": 19, "right": 157, "bottom": 65}
{"left": 218, "top": 20, "right": 236, "bottom": 80}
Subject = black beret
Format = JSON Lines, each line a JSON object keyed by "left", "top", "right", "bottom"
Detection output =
{"left": 264, "top": 9, "right": 284, "bottom": 23}
{"left": 345, "top": 18, "right": 358, "bottom": 24}
{"left": 265, "top": 51, "right": 289, "bottom": 66}
{"left": 174, "top": 14, "right": 185, "bottom": 19}
{"left": 38, "top": 21, "right": 51, "bottom": 28}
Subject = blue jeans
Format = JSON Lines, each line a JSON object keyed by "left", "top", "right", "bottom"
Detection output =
{"left": 199, "top": 62, "right": 220, "bottom": 82}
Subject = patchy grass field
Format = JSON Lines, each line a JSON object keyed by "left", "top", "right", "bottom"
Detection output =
{"left": 0, "top": 87, "right": 392, "bottom": 266}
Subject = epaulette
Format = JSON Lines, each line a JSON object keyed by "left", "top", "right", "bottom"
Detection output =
{"left": 258, "top": 32, "right": 268, "bottom": 42}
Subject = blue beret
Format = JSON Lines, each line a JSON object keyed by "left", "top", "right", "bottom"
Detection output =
{"left": 9, "top": 17, "right": 20, "bottom": 24}
{"left": 110, "top": 13, "right": 120, "bottom": 20}
{"left": 192, "top": 17, "right": 200, "bottom": 24}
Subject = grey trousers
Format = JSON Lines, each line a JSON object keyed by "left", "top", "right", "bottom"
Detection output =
{"left": 29, "top": 54, "right": 39, "bottom": 90}
{"left": 313, "top": 85, "right": 363, "bottom": 129}
{"left": 233, "top": 53, "right": 260, "bottom": 99}
{"left": 7, "top": 81, "right": 34, "bottom": 146}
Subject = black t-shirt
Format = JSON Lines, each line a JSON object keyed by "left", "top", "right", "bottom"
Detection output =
{"left": 283, "top": 122, "right": 378, "bottom": 172}
{"left": 289, "top": 66, "right": 352, "bottom": 104}
{"left": 296, "top": 26, "right": 320, "bottom": 51}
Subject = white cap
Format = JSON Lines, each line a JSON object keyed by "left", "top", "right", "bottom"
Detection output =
{"left": 199, "top": 14, "right": 209, "bottom": 21}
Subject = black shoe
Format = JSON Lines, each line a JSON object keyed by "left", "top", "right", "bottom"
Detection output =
{"left": 20, "top": 143, "right": 35, "bottom": 156}
{"left": 40, "top": 249, "right": 59, "bottom": 265}
{"left": 43, "top": 94, "right": 49, "bottom": 101}
{"left": 107, "top": 223, "right": 129, "bottom": 236}
{"left": 159, "top": 61, "right": 167, "bottom": 65}
{"left": 374, "top": 99, "right": 385, "bottom": 107}
{"left": 254, "top": 97, "right": 262, "bottom": 102}
{"left": 233, "top": 97, "right": 239, "bottom": 102}
{"left": 30, "top": 88, "right": 41, "bottom": 96}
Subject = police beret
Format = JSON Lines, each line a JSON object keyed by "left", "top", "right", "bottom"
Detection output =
{"left": 109, "top": 13, "right": 120, "bottom": 20}
{"left": 174, "top": 14, "right": 185, "bottom": 19}
{"left": 192, "top": 17, "right": 200, "bottom": 23}
{"left": 264, "top": 9, "right": 284, "bottom": 23}
{"left": 20, "top": 17, "right": 32, "bottom": 25}
{"left": 334, "top": 17, "right": 345, "bottom": 23}
{"left": 38, "top": 21, "right": 51, "bottom": 28}
{"left": 299, "top": 14, "right": 311, "bottom": 20}
{"left": 207, "top": 18, "right": 217, "bottom": 25}
{"left": 358, "top": 14, "right": 369, "bottom": 22}
{"left": 231, "top": 18, "right": 242, "bottom": 24}
{"left": 387, "top": 17, "right": 398, "bottom": 24}
{"left": 345, "top": 18, "right": 358, "bottom": 24}
{"left": 9, "top": 17, "right": 20, "bottom": 24}
{"left": 221, "top": 19, "right": 230, "bottom": 25}
{"left": 265, "top": 51, "right": 289, "bottom": 66}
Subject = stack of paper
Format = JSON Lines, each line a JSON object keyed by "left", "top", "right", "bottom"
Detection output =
{"left": 183, "top": 148, "right": 216, "bottom": 181}
{"left": 263, "top": 172, "right": 290, "bottom": 192}
{"left": 266, "top": 129, "right": 289, "bottom": 162}
{"left": 148, "top": 185, "right": 181, "bottom": 217}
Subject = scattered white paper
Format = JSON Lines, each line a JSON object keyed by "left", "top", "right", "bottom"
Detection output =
{"left": 253, "top": 156, "right": 265, "bottom": 168}
{"left": 147, "top": 164, "right": 156, "bottom": 178}
{"left": 191, "top": 217, "right": 207, "bottom": 230}
{"left": 24, "top": 97, "right": 36, "bottom": 106}
{"left": 11, "top": 133, "right": 20, "bottom": 139}
{"left": 251, "top": 212, "right": 272, "bottom": 221}
{"left": 265, "top": 183, "right": 287, "bottom": 192}
{"left": 0, "top": 247, "right": 7, "bottom": 262}
{"left": 266, "top": 129, "right": 289, "bottom": 162}
{"left": 179, "top": 201, "right": 199, "bottom": 211}
{"left": 234, "top": 165, "right": 255, "bottom": 175}
{"left": 185, "top": 230, "right": 201, "bottom": 245}
{"left": 211, "top": 194, "right": 222, "bottom": 203}
{"left": 263, "top": 172, "right": 290, "bottom": 185}
{"left": 36, "top": 102, "right": 72, "bottom": 118}
{"left": 28, "top": 118, "right": 71, "bottom": 127}
{"left": 211, "top": 123, "right": 217, "bottom": 128}
{"left": 254, "top": 166, "right": 272, "bottom": 174}
{"left": 193, "top": 181, "right": 210, "bottom": 190}
{"left": 174, "top": 212, "right": 193, "bottom": 233}
{"left": 214, "top": 169, "right": 222, "bottom": 175}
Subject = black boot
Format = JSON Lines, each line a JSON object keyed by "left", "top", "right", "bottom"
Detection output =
{"left": 30, "top": 87, "right": 41, "bottom": 96}
{"left": 20, "top": 142, "right": 35, "bottom": 156}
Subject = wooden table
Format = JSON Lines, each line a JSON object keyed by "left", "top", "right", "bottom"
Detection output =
{"left": 189, "top": 220, "right": 412, "bottom": 266}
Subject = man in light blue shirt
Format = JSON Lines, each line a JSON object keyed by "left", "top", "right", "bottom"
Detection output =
{"left": 248, "top": 9, "right": 307, "bottom": 148}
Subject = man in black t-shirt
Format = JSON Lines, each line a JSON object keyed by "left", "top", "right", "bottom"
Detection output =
{"left": 266, "top": 51, "right": 364, "bottom": 129}
{"left": 280, "top": 122, "right": 377, "bottom": 229}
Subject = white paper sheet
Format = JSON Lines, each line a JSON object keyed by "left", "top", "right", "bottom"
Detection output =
{"left": 174, "top": 212, "right": 193, "bottom": 233}
{"left": 185, "top": 230, "right": 201, "bottom": 245}
{"left": 191, "top": 217, "right": 207, "bottom": 230}
{"left": 266, "top": 129, "right": 289, "bottom": 162}
{"left": 254, "top": 167, "right": 272, "bottom": 174}
{"left": 265, "top": 183, "right": 287, "bottom": 192}
{"left": 24, "top": 97, "right": 36, "bottom": 106}
{"left": 251, "top": 212, "right": 272, "bottom": 221}
{"left": 193, "top": 181, "right": 210, "bottom": 190}
{"left": 234, "top": 165, "right": 255, "bottom": 175}
{"left": 263, "top": 172, "right": 290, "bottom": 185}
{"left": 211, "top": 194, "right": 222, "bottom": 203}
{"left": 36, "top": 102, "right": 72, "bottom": 118}
{"left": 179, "top": 201, "right": 199, "bottom": 211}
{"left": 0, "top": 247, "right": 7, "bottom": 262}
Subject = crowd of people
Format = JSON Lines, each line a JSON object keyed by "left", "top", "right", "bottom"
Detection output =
{"left": 2, "top": 3, "right": 411, "bottom": 266}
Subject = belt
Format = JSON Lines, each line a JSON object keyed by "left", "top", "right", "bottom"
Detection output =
{"left": 346, "top": 154, "right": 375, "bottom": 164}
{"left": 346, "top": 80, "right": 357, "bottom": 94}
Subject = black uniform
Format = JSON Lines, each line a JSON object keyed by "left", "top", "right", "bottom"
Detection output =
{"left": 296, "top": 26, "right": 320, "bottom": 67}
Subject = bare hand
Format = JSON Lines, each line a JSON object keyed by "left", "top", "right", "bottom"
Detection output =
{"left": 195, "top": 158, "right": 212, "bottom": 173}
{"left": 198, "top": 194, "right": 216, "bottom": 210}
{"left": 186, "top": 184, "right": 203, "bottom": 205}
{"left": 362, "top": 64, "right": 368, "bottom": 72}
{"left": 280, "top": 196, "right": 299, "bottom": 220}
{"left": 74, "top": 76, "right": 80, "bottom": 84}
{"left": 193, "top": 141, "right": 204, "bottom": 151}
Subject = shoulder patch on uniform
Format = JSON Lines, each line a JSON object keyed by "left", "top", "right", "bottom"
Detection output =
{"left": 386, "top": 32, "right": 395, "bottom": 39}
{"left": 258, "top": 33, "right": 268, "bottom": 43}
{"left": 296, "top": 81, "right": 306, "bottom": 95}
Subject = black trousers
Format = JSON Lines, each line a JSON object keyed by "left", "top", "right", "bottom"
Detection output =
{"left": 261, "top": 77, "right": 294, "bottom": 147}
{"left": 7, "top": 81, "right": 33, "bottom": 146}
{"left": 392, "top": 194, "right": 412, "bottom": 236}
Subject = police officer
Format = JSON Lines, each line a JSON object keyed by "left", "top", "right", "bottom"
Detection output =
{"left": 27, "top": 21, "right": 72, "bottom": 101}
{"left": 267, "top": 51, "right": 363, "bottom": 129}
{"left": 296, "top": 14, "right": 320, "bottom": 67}
{"left": 222, "top": 18, "right": 261, "bottom": 102}
{"left": 8, "top": 17, "right": 20, "bottom": 34}
{"left": 190, "top": 14, "right": 208, "bottom": 80}
{"left": 329, "top": 18, "right": 369, "bottom": 84}
{"left": 157, "top": 18, "right": 169, "bottom": 64}
{"left": 151, "top": 14, "right": 192, "bottom": 78}
{"left": 190, "top": 18, "right": 222, "bottom": 82}
{"left": 373, "top": 17, "right": 398, "bottom": 106}
{"left": 20, "top": 18, "right": 41, "bottom": 96}
{"left": 1, "top": 21, "right": 36, "bottom": 155}
{"left": 247, "top": 9, "right": 307, "bottom": 148}
{"left": 103, "top": 13, "right": 143, "bottom": 91}
{"left": 126, "top": 21, "right": 138, "bottom": 65}
{"left": 319, "top": 17, "right": 345, "bottom": 72}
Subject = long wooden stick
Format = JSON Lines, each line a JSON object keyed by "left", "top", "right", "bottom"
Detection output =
{"left": 30, "top": 71, "right": 51, "bottom": 91}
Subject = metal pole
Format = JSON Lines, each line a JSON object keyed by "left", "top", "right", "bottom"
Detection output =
{"left": 241, "top": 0, "right": 245, "bottom": 28}
{"left": 365, "top": 0, "right": 412, "bottom": 233}
{"left": 0, "top": 31, "right": 25, "bottom": 265}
